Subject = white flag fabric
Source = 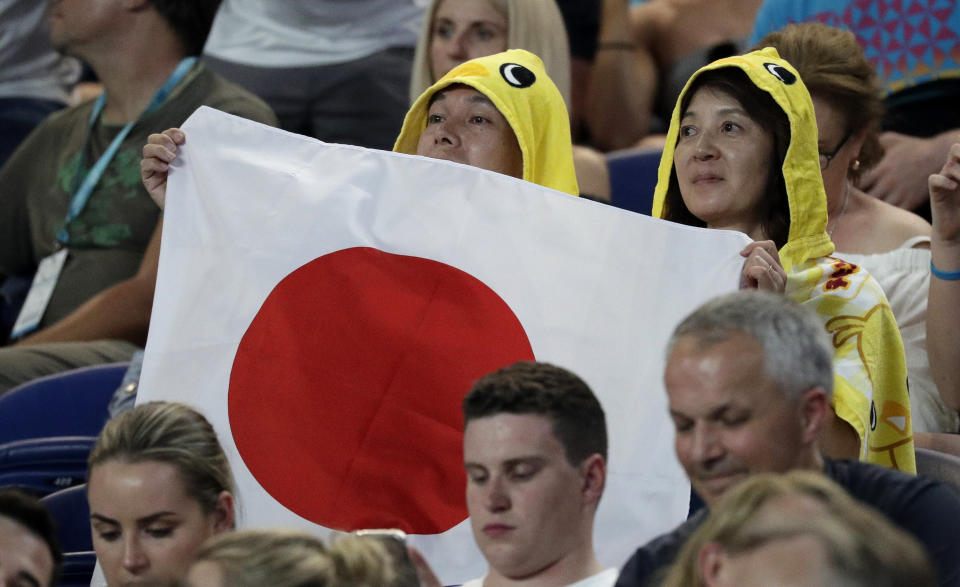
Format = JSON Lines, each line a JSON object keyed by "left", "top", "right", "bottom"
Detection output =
{"left": 132, "top": 106, "right": 751, "bottom": 584}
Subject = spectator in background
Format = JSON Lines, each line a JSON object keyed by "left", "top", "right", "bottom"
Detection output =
{"left": 660, "top": 471, "right": 936, "bottom": 587}
{"left": 757, "top": 23, "right": 958, "bottom": 436}
{"left": 87, "top": 402, "right": 235, "bottom": 586}
{"left": 0, "top": 489, "right": 62, "bottom": 587}
{"left": 203, "top": 0, "right": 425, "bottom": 150}
{"left": 554, "top": 0, "right": 601, "bottom": 143}
{"left": 618, "top": 0, "right": 763, "bottom": 149}
{"left": 652, "top": 48, "right": 912, "bottom": 468}
{"left": 183, "top": 530, "right": 400, "bottom": 587}
{"left": 615, "top": 291, "right": 960, "bottom": 586}
{"left": 0, "top": 0, "right": 80, "bottom": 167}
{"left": 0, "top": 0, "right": 276, "bottom": 394}
{"left": 412, "top": 361, "right": 615, "bottom": 587}
{"left": 750, "top": 0, "right": 960, "bottom": 218}
{"left": 584, "top": 0, "right": 656, "bottom": 152}
{"left": 410, "top": 0, "right": 571, "bottom": 118}
{"left": 927, "top": 142, "right": 960, "bottom": 455}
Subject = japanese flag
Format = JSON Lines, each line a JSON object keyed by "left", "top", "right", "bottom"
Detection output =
{"left": 134, "top": 107, "right": 749, "bottom": 584}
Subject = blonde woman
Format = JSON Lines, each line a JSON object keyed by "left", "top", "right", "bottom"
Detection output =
{"left": 409, "top": 0, "right": 571, "bottom": 110}
{"left": 661, "top": 471, "right": 935, "bottom": 587}
{"left": 183, "top": 530, "right": 398, "bottom": 587}
{"left": 87, "top": 402, "right": 235, "bottom": 586}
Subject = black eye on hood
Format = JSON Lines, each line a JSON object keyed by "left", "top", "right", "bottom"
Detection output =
{"left": 500, "top": 63, "right": 536, "bottom": 88}
{"left": 763, "top": 63, "right": 797, "bottom": 85}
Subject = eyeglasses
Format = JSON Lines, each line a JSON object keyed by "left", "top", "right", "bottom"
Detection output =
{"left": 819, "top": 129, "right": 852, "bottom": 170}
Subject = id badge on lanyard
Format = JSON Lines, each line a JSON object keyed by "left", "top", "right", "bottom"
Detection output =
{"left": 10, "top": 57, "right": 196, "bottom": 339}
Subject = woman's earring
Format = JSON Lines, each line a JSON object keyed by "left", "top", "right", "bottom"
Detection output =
{"left": 852, "top": 159, "right": 861, "bottom": 171}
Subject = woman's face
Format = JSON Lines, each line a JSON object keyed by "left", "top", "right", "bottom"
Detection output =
{"left": 88, "top": 460, "right": 232, "bottom": 587}
{"left": 429, "top": 0, "right": 508, "bottom": 82}
{"left": 673, "top": 87, "right": 774, "bottom": 239}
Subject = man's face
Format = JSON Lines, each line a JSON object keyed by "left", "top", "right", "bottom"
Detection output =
{"left": 666, "top": 333, "right": 807, "bottom": 506}
{"left": 0, "top": 515, "right": 55, "bottom": 587}
{"left": 416, "top": 86, "right": 524, "bottom": 180}
{"left": 463, "top": 413, "right": 590, "bottom": 580}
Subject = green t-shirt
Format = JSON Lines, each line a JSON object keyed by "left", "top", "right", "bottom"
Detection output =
{"left": 0, "top": 65, "right": 277, "bottom": 328}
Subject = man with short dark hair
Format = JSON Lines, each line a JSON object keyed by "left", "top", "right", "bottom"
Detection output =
{"left": 457, "top": 360, "right": 615, "bottom": 587}
{"left": 0, "top": 0, "right": 276, "bottom": 392}
{"left": 615, "top": 291, "right": 960, "bottom": 587}
{"left": 0, "top": 490, "right": 62, "bottom": 587}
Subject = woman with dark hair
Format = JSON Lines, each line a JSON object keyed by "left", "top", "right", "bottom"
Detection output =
{"left": 652, "top": 48, "right": 914, "bottom": 472}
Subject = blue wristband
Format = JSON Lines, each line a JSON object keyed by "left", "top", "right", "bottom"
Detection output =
{"left": 931, "top": 261, "right": 960, "bottom": 281}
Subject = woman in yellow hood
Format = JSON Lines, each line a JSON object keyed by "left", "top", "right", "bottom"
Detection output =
{"left": 652, "top": 48, "right": 914, "bottom": 472}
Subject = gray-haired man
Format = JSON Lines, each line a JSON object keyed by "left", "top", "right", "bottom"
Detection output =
{"left": 616, "top": 291, "right": 960, "bottom": 587}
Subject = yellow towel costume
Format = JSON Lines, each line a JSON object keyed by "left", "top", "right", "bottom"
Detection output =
{"left": 652, "top": 48, "right": 915, "bottom": 472}
{"left": 394, "top": 49, "right": 579, "bottom": 196}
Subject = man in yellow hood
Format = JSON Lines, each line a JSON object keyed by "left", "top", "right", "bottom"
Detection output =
{"left": 649, "top": 47, "right": 914, "bottom": 473}
{"left": 394, "top": 48, "right": 579, "bottom": 196}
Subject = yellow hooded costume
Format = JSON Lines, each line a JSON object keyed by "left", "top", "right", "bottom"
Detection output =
{"left": 394, "top": 49, "right": 579, "bottom": 196}
{"left": 653, "top": 48, "right": 914, "bottom": 472}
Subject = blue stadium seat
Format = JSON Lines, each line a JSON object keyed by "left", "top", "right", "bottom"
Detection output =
{"left": 0, "top": 362, "right": 127, "bottom": 444}
{"left": 0, "top": 437, "right": 95, "bottom": 496}
{"left": 606, "top": 147, "right": 662, "bottom": 216}
{"left": 41, "top": 483, "right": 93, "bottom": 553}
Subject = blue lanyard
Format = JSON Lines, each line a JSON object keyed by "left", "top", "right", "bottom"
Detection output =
{"left": 57, "top": 56, "right": 197, "bottom": 244}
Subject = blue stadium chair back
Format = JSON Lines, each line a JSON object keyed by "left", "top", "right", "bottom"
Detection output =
{"left": 0, "top": 436, "right": 96, "bottom": 497}
{"left": 41, "top": 483, "right": 94, "bottom": 553}
{"left": 0, "top": 363, "right": 127, "bottom": 444}
{"left": 606, "top": 148, "right": 662, "bottom": 216}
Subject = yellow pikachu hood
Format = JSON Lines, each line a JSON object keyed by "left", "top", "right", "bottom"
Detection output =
{"left": 654, "top": 48, "right": 914, "bottom": 472}
{"left": 394, "top": 49, "right": 579, "bottom": 196}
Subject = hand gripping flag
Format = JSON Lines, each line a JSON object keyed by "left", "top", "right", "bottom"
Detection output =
{"left": 135, "top": 107, "right": 751, "bottom": 584}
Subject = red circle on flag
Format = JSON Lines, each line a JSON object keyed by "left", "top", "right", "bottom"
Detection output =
{"left": 228, "top": 247, "right": 534, "bottom": 533}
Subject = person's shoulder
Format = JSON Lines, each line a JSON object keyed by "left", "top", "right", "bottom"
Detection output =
{"left": 180, "top": 66, "right": 278, "bottom": 127}
{"left": 860, "top": 194, "right": 932, "bottom": 249}
{"left": 615, "top": 509, "right": 707, "bottom": 587}
{"left": 29, "top": 99, "right": 96, "bottom": 136}
{"left": 825, "top": 458, "right": 956, "bottom": 509}
{"left": 629, "top": 0, "right": 673, "bottom": 46}
{"left": 1, "top": 99, "right": 93, "bottom": 172}
{"left": 576, "top": 568, "right": 619, "bottom": 587}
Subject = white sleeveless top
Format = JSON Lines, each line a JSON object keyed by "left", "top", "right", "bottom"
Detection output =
{"left": 203, "top": 0, "right": 428, "bottom": 68}
{"left": 840, "top": 236, "right": 959, "bottom": 433}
